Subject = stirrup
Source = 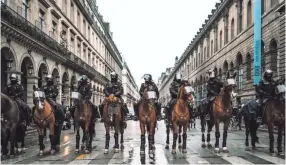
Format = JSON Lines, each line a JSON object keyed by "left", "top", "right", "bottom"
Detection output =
{"left": 205, "top": 114, "right": 210, "bottom": 121}
{"left": 256, "top": 117, "right": 262, "bottom": 123}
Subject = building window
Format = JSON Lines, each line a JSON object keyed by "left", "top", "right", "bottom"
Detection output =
{"left": 204, "top": 47, "right": 206, "bottom": 62}
{"left": 261, "top": 41, "right": 265, "bottom": 72}
{"left": 70, "top": 37, "right": 75, "bottom": 53}
{"left": 83, "top": 20, "right": 86, "bottom": 36}
{"left": 261, "top": 0, "right": 265, "bottom": 15}
{"left": 62, "top": 0, "right": 67, "bottom": 14}
{"left": 70, "top": 2, "right": 74, "bottom": 22}
{"left": 211, "top": 40, "right": 213, "bottom": 56}
{"left": 247, "top": 1, "right": 252, "bottom": 27}
{"left": 271, "top": 0, "right": 279, "bottom": 8}
{"left": 219, "top": 30, "right": 223, "bottom": 49}
{"left": 231, "top": 18, "right": 235, "bottom": 40}
{"left": 269, "top": 39, "right": 278, "bottom": 73}
{"left": 51, "top": 21, "right": 57, "bottom": 39}
{"left": 22, "top": 0, "right": 29, "bottom": 20}
{"left": 224, "top": 15, "right": 229, "bottom": 44}
{"left": 246, "top": 53, "right": 251, "bottom": 80}
{"left": 39, "top": 10, "right": 45, "bottom": 31}
{"left": 238, "top": 0, "right": 243, "bottom": 33}
{"left": 198, "top": 53, "right": 201, "bottom": 65}
{"left": 77, "top": 42, "right": 81, "bottom": 57}
{"left": 77, "top": 11, "right": 80, "bottom": 29}
{"left": 214, "top": 28, "right": 218, "bottom": 52}
{"left": 236, "top": 53, "right": 243, "bottom": 90}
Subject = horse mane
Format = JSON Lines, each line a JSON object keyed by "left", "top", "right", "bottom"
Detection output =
{"left": 178, "top": 85, "right": 184, "bottom": 99}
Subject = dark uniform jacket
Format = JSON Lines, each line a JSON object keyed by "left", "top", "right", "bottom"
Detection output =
{"left": 206, "top": 78, "right": 224, "bottom": 97}
{"left": 4, "top": 83, "right": 24, "bottom": 100}
{"left": 104, "top": 81, "right": 124, "bottom": 98}
{"left": 43, "top": 84, "right": 59, "bottom": 102}
{"left": 78, "top": 82, "right": 92, "bottom": 100}
{"left": 139, "top": 81, "right": 159, "bottom": 99}
{"left": 169, "top": 81, "right": 181, "bottom": 99}
{"left": 255, "top": 79, "right": 276, "bottom": 98}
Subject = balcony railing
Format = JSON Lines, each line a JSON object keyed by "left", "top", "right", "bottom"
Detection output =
{"left": 1, "top": 2, "right": 109, "bottom": 83}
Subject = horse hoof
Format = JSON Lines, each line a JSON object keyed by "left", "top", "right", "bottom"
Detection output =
{"left": 172, "top": 149, "right": 176, "bottom": 154}
{"left": 81, "top": 145, "right": 85, "bottom": 151}
{"left": 207, "top": 144, "right": 212, "bottom": 148}
{"left": 201, "top": 143, "right": 206, "bottom": 148}
{"left": 222, "top": 147, "right": 229, "bottom": 153}
{"left": 165, "top": 145, "right": 169, "bottom": 150}
{"left": 252, "top": 146, "right": 257, "bottom": 150}
{"left": 74, "top": 149, "right": 79, "bottom": 154}
{"left": 182, "top": 149, "right": 187, "bottom": 153}
{"left": 178, "top": 144, "right": 182, "bottom": 149}
{"left": 50, "top": 149, "right": 56, "bottom": 155}
{"left": 39, "top": 150, "right": 44, "bottom": 156}
{"left": 149, "top": 150, "right": 153, "bottom": 154}
{"left": 121, "top": 145, "right": 124, "bottom": 150}
{"left": 214, "top": 148, "right": 220, "bottom": 153}
{"left": 278, "top": 152, "right": 285, "bottom": 156}
{"left": 1, "top": 155, "right": 8, "bottom": 160}
{"left": 245, "top": 147, "right": 251, "bottom": 151}
{"left": 21, "top": 148, "right": 26, "bottom": 153}
{"left": 9, "top": 154, "right": 15, "bottom": 159}
{"left": 85, "top": 150, "right": 90, "bottom": 154}
{"left": 270, "top": 152, "right": 276, "bottom": 157}
{"left": 114, "top": 148, "right": 119, "bottom": 153}
{"left": 152, "top": 145, "right": 156, "bottom": 150}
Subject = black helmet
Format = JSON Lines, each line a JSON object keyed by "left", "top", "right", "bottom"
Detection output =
{"left": 263, "top": 69, "right": 273, "bottom": 82}
{"left": 174, "top": 73, "right": 182, "bottom": 83}
{"left": 10, "top": 73, "right": 18, "bottom": 84}
{"left": 110, "top": 72, "right": 118, "bottom": 82}
{"left": 45, "top": 75, "right": 53, "bottom": 83}
{"left": 207, "top": 69, "right": 215, "bottom": 79}
{"left": 143, "top": 74, "right": 152, "bottom": 82}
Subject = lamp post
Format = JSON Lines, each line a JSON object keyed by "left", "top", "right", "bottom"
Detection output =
{"left": 6, "top": 57, "right": 13, "bottom": 71}
{"left": 28, "top": 65, "right": 34, "bottom": 76}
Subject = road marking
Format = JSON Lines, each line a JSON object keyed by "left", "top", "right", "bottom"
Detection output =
{"left": 246, "top": 150, "right": 285, "bottom": 164}
{"left": 68, "top": 151, "right": 100, "bottom": 164}
{"left": 221, "top": 155, "right": 254, "bottom": 164}
{"left": 108, "top": 148, "right": 130, "bottom": 164}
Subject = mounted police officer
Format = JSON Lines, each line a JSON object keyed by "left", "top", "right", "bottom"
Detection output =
{"left": 181, "top": 78, "right": 196, "bottom": 120}
{"left": 138, "top": 74, "right": 161, "bottom": 119}
{"left": 77, "top": 75, "right": 100, "bottom": 122}
{"left": 166, "top": 73, "right": 182, "bottom": 119}
{"left": 101, "top": 72, "right": 128, "bottom": 128}
{"left": 255, "top": 69, "right": 276, "bottom": 123}
{"left": 206, "top": 69, "right": 224, "bottom": 120}
{"left": 43, "top": 75, "right": 65, "bottom": 124}
{"left": 4, "top": 73, "right": 31, "bottom": 126}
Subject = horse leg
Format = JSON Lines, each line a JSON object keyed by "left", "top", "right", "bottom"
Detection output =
{"left": 172, "top": 122, "right": 178, "bottom": 154}
{"left": 222, "top": 120, "right": 229, "bottom": 153}
{"left": 182, "top": 123, "right": 188, "bottom": 153}
{"left": 49, "top": 122, "right": 56, "bottom": 155}
{"left": 140, "top": 122, "right": 146, "bottom": 155}
{"left": 250, "top": 120, "right": 257, "bottom": 150}
{"left": 214, "top": 120, "right": 220, "bottom": 153}
{"left": 201, "top": 116, "right": 206, "bottom": 148}
{"left": 277, "top": 124, "right": 284, "bottom": 156}
{"left": 178, "top": 126, "right": 182, "bottom": 149}
{"left": 120, "top": 124, "right": 124, "bottom": 150}
{"left": 37, "top": 128, "right": 45, "bottom": 156}
{"left": 207, "top": 120, "right": 213, "bottom": 148}
{"left": 81, "top": 131, "right": 86, "bottom": 151}
{"left": 75, "top": 129, "right": 80, "bottom": 153}
{"left": 165, "top": 122, "right": 170, "bottom": 149}
{"left": 268, "top": 123, "right": 275, "bottom": 156}
{"left": 148, "top": 123, "right": 155, "bottom": 155}
{"left": 104, "top": 123, "right": 110, "bottom": 154}
{"left": 9, "top": 127, "right": 17, "bottom": 156}
{"left": 1, "top": 130, "right": 9, "bottom": 156}
{"left": 244, "top": 118, "right": 250, "bottom": 151}
{"left": 84, "top": 123, "right": 91, "bottom": 154}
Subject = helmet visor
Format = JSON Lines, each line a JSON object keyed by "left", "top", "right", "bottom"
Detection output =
{"left": 175, "top": 74, "right": 182, "bottom": 80}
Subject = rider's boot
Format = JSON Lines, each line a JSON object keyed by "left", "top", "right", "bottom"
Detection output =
{"left": 205, "top": 101, "right": 211, "bottom": 121}
{"left": 256, "top": 99, "right": 263, "bottom": 124}
{"left": 156, "top": 103, "right": 161, "bottom": 120}
{"left": 122, "top": 106, "right": 127, "bottom": 129}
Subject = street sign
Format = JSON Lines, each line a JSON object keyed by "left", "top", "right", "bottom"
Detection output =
{"left": 253, "top": 0, "right": 262, "bottom": 85}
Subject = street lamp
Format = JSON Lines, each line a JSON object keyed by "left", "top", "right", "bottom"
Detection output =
{"left": 28, "top": 65, "right": 34, "bottom": 76}
{"left": 6, "top": 57, "right": 13, "bottom": 71}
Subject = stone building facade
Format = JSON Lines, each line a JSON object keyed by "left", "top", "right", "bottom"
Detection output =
{"left": 158, "top": 0, "right": 285, "bottom": 105}
{"left": 122, "top": 62, "right": 139, "bottom": 108}
{"left": 1, "top": 0, "right": 124, "bottom": 107}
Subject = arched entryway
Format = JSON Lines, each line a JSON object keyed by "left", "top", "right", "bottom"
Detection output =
{"left": 21, "top": 57, "right": 34, "bottom": 103}
{"left": 62, "top": 72, "right": 69, "bottom": 106}
{"left": 1, "top": 47, "right": 16, "bottom": 93}
{"left": 38, "top": 63, "right": 48, "bottom": 88}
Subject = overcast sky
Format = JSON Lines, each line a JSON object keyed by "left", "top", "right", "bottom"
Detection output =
{"left": 97, "top": 0, "right": 219, "bottom": 87}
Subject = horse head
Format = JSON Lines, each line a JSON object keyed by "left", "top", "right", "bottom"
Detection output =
{"left": 223, "top": 72, "right": 237, "bottom": 97}
{"left": 178, "top": 84, "right": 194, "bottom": 104}
{"left": 275, "top": 83, "right": 286, "bottom": 103}
{"left": 33, "top": 85, "right": 46, "bottom": 111}
{"left": 70, "top": 91, "right": 82, "bottom": 107}
{"left": 143, "top": 89, "right": 156, "bottom": 105}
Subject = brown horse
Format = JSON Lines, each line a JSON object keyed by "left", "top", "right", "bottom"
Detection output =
{"left": 139, "top": 89, "right": 157, "bottom": 156}
{"left": 264, "top": 83, "right": 285, "bottom": 156}
{"left": 71, "top": 91, "right": 93, "bottom": 154}
{"left": 32, "top": 85, "right": 56, "bottom": 156}
{"left": 102, "top": 94, "right": 124, "bottom": 154}
{"left": 211, "top": 72, "right": 236, "bottom": 153}
{"left": 171, "top": 84, "right": 193, "bottom": 154}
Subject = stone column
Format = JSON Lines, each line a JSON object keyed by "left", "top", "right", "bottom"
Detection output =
{"left": 63, "top": 84, "right": 70, "bottom": 106}
{"left": 26, "top": 76, "right": 39, "bottom": 108}
{"left": 57, "top": 83, "right": 62, "bottom": 104}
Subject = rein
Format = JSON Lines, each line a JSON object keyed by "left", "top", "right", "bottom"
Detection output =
{"left": 213, "top": 89, "right": 232, "bottom": 112}
{"left": 34, "top": 100, "right": 54, "bottom": 124}
{"left": 173, "top": 86, "right": 189, "bottom": 119}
